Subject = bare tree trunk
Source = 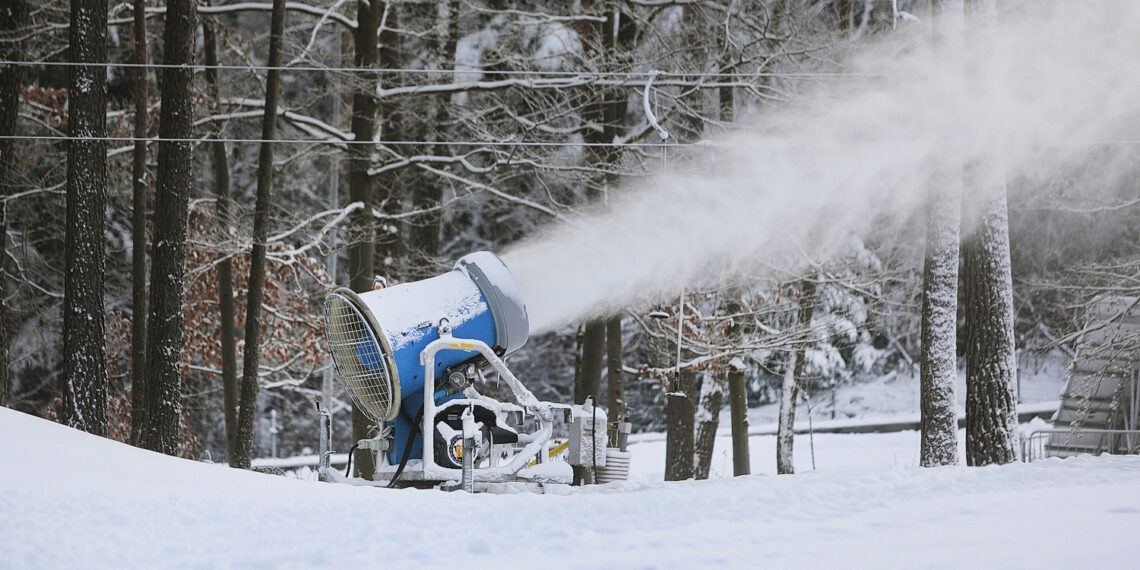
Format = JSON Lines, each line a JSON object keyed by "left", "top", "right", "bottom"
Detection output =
{"left": 233, "top": 0, "right": 287, "bottom": 469}
{"left": 962, "top": 161, "right": 1018, "bottom": 466}
{"left": 919, "top": 0, "right": 963, "bottom": 467}
{"left": 575, "top": 0, "right": 612, "bottom": 413}
{"left": 777, "top": 276, "right": 817, "bottom": 474}
{"left": 348, "top": 0, "right": 384, "bottom": 478}
{"left": 578, "top": 319, "right": 605, "bottom": 405}
{"left": 128, "top": 0, "right": 149, "bottom": 444}
{"left": 962, "top": 0, "right": 1018, "bottom": 468}
{"left": 605, "top": 315, "right": 624, "bottom": 420}
{"left": 373, "top": 2, "right": 402, "bottom": 285}
{"left": 408, "top": 0, "right": 459, "bottom": 279}
{"left": 62, "top": 0, "right": 109, "bottom": 436}
{"left": 919, "top": 0, "right": 964, "bottom": 469}
{"left": 693, "top": 374, "right": 724, "bottom": 479}
{"left": 201, "top": 2, "right": 239, "bottom": 459}
{"left": 0, "top": 0, "right": 27, "bottom": 409}
{"left": 920, "top": 171, "right": 961, "bottom": 467}
{"left": 717, "top": 55, "right": 751, "bottom": 475}
{"left": 139, "top": 0, "right": 195, "bottom": 454}
{"left": 664, "top": 369, "right": 695, "bottom": 481}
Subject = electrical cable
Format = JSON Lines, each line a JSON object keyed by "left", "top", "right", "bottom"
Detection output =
{"left": 386, "top": 407, "right": 425, "bottom": 489}
{"left": 0, "top": 59, "right": 892, "bottom": 78}
{"left": 0, "top": 134, "right": 703, "bottom": 148}
{"left": 343, "top": 442, "right": 359, "bottom": 478}
{"left": 591, "top": 397, "right": 598, "bottom": 485}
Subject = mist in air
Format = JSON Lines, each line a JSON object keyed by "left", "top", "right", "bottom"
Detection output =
{"left": 504, "top": 0, "right": 1140, "bottom": 334}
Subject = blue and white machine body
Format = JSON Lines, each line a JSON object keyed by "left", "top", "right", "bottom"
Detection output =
{"left": 323, "top": 252, "right": 561, "bottom": 485}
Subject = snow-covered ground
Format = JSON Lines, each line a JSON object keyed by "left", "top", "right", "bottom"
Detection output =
{"left": 3, "top": 406, "right": 1138, "bottom": 569}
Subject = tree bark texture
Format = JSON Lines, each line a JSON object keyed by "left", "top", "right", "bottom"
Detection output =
{"left": 724, "top": 293, "right": 751, "bottom": 476}
{"left": 408, "top": 0, "right": 459, "bottom": 278}
{"left": 128, "top": 0, "right": 150, "bottom": 444}
{"left": 664, "top": 370, "right": 695, "bottom": 481}
{"left": 0, "top": 0, "right": 27, "bottom": 408}
{"left": 777, "top": 277, "right": 817, "bottom": 474}
{"left": 62, "top": 0, "right": 109, "bottom": 435}
{"left": 605, "top": 315, "right": 625, "bottom": 420}
{"left": 577, "top": 318, "right": 606, "bottom": 405}
{"left": 373, "top": 1, "right": 402, "bottom": 283}
{"left": 693, "top": 375, "right": 724, "bottom": 479}
{"left": 961, "top": 0, "right": 1017, "bottom": 468}
{"left": 233, "top": 0, "right": 287, "bottom": 469}
{"left": 962, "top": 162, "right": 1019, "bottom": 467}
{"left": 348, "top": 0, "right": 383, "bottom": 478}
{"left": 139, "top": 0, "right": 195, "bottom": 454}
{"left": 919, "top": 172, "right": 961, "bottom": 467}
{"left": 202, "top": 3, "right": 239, "bottom": 460}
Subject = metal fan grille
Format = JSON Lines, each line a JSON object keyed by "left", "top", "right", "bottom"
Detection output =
{"left": 324, "top": 293, "right": 397, "bottom": 422}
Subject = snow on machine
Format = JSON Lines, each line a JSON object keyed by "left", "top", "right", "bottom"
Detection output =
{"left": 319, "top": 251, "right": 628, "bottom": 491}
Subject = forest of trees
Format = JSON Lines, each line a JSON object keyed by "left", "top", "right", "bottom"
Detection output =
{"left": 0, "top": 0, "right": 1137, "bottom": 478}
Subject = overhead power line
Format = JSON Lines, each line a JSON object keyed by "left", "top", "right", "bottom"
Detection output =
{"left": 0, "top": 134, "right": 709, "bottom": 148}
{"left": 0, "top": 59, "right": 887, "bottom": 79}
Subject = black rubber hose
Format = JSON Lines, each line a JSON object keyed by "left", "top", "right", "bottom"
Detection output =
{"left": 387, "top": 408, "right": 425, "bottom": 489}
{"left": 591, "top": 398, "right": 598, "bottom": 484}
{"left": 344, "top": 443, "right": 359, "bottom": 478}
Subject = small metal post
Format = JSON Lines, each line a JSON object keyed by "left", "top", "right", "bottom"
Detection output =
{"left": 461, "top": 404, "right": 476, "bottom": 493}
{"left": 317, "top": 401, "right": 332, "bottom": 481}
{"left": 269, "top": 409, "right": 279, "bottom": 459}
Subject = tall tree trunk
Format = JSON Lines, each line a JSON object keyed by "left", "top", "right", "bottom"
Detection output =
{"left": 374, "top": 2, "right": 402, "bottom": 285}
{"left": 919, "top": 0, "right": 963, "bottom": 468}
{"left": 139, "top": 0, "right": 195, "bottom": 454}
{"left": 717, "top": 58, "right": 751, "bottom": 475}
{"left": 605, "top": 315, "right": 624, "bottom": 420}
{"left": 348, "top": 0, "right": 384, "bottom": 479}
{"left": 202, "top": 2, "right": 239, "bottom": 459}
{"left": 962, "top": 162, "right": 1018, "bottom": 466}
{"left": 920, "top": 173, "right": 961, "bottom": 467}
{"left": 0, "top": 0, "right": 27, "bottom": 409}
{"left": 777, "top": 276, "right": 817, "bottom": 475}
{"left": 664, "top": 369, "right": 695, "bottom": 481}
{"left": 61, "top": 0, "right": 109, "bottom": 435}
{"left": 128, "top": 0, "right": 150, "bottom": 444}
{"left": 962, "top": 0, "right": 1018, "bottom": 468}
{"left": 575, "top": 0, "right": 618, "bottom": 412}
{"left": 693, "top": 374, "right": 724, "bottom": 479}
{"left": 233, "top": 0, "right": 287, "bottom": 469}
{"left": 409, "top": 0, "right": 459, "bottom": 279}
{"left": 578, "top": 319, "right": 605, "bottom": 405}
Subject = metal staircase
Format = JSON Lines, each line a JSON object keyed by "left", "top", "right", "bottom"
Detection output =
{"left": 1024, "top": 296, "right": 1140, "bottom": 461}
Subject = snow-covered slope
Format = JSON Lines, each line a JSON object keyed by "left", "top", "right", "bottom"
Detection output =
{"left": 2, "top": 407, "right": 1137, "bottom": 569}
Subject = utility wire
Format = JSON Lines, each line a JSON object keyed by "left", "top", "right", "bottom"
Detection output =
{"left": 0, "top": 134, "right": 713, "bottom": 147}
{"left": 0, "top": 59, "right": 890, "bottom": 78}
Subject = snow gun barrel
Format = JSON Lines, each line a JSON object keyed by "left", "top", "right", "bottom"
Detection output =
{"left": 322, "top": 252, "right": 530, "bottom": 423}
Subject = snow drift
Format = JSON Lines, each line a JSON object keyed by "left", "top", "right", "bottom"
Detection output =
{"left": 3, "top": 407, "right": 1139, "bottom": 568}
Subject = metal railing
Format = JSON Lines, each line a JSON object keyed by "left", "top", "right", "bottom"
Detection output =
{"left": 1022, "top": 428, "right": 1140, "bottom": 462}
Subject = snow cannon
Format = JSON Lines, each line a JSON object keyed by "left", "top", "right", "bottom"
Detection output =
{"left": 323, "top": 251, "right": 556, "bottom": 487}
{"left": 324, "top": 251, "right": 529, "bottom": 425}
{"left": 322, "top": 251, "right": 628, "bottom": 490}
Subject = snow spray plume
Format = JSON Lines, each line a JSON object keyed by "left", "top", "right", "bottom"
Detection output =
{"left": 505, "top": 0, "right": 1140, "bottom": 334}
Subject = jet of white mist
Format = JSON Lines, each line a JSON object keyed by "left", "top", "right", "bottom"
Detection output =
{"left": 505, "top": 0, "right": 1140, "bottom": 334}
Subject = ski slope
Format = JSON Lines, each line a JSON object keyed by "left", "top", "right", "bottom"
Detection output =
{"left": 2, "top": 407, "right": 1138, "bottom": 569}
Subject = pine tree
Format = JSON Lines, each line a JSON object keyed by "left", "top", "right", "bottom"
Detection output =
{"left": 61, "top": 0, "right": 109, "bottom": 435}
{"left": 138, "top": 0, "right": 196, "bottom": 454}
{"left": 233, "top": 0, "right": 287, "bottom": 469}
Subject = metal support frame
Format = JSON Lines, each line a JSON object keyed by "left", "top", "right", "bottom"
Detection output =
{"left": 370, "top": 334, "right": 554, "bottom": 483}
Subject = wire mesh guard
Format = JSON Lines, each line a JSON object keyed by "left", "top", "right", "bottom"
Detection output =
{"left": 324, "top": 293, "right": 399, "bottom": 422}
